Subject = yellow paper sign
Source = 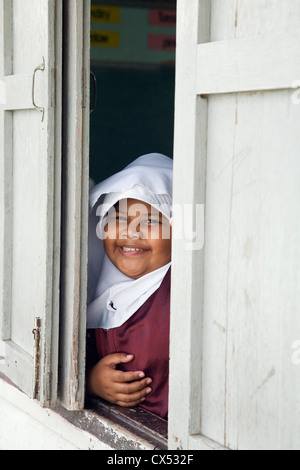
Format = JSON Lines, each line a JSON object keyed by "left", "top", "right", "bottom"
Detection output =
{"left": 91, "top": 5, "right": 120, "bottom": 23}
{"left": 90, "top": 30, "right": 120, "bottom": 48}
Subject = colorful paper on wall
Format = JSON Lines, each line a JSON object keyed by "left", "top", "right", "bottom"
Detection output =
{"left": 149, "top": 9, "right": 176, "bottom": 27}
{"left": 148, "top": 34, "right": 176, "bottom": 52}
{"left": 91, "top": 5, "right": 120, "bottom": 23}
{"left": 90, "top": 5, "right": 176, "bottom": 64}
{"left": 91, "top": 30, "right": 120, "bottom": 48}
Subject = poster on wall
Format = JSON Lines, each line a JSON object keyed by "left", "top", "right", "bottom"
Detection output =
{"left": 90, "top": 3, "right": 176, "bottom": 65}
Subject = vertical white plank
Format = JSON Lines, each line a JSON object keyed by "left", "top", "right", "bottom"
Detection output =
{"left": 0, "top": 0, "right": 13, "bottom": 342}
{"left": 0, "top": 0, "right": 62, "bottom": 406}
{"left": 195, "top": 0, "right": 300, "bottom": 451}
{"left": 200, "top": 93, "right": 237, "bottom": 444}
{"left": 222, "top": 0, "right": 300, "bottom": 450}
{"left": 199, "top": 0, "right": 238, "bottom": 446}
{"left": 210, "top": 0, "right": 237, "bottom": 41}
{"left": 46, "top": 0, "right": 62, "bottom": 406}
{"left": 174, "top": 0, "right": 300, "bottom": 451}
{"left": 59, "top": 0, "right": 90, "bottom": 411}
{"left": 224, "top": 90, "right": 300, "bottom": 450}
{"left": 168, "top": 0, "right": 210, "bottom": 450}
{"left": 236, "top": 0, "right": 300, "bottom": 38}
{"left": 200, "top": 0, "right": 300, "bottom": 450}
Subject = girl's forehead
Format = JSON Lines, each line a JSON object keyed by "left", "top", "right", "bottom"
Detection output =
{"left": 115, "top": 198, "right": 157, "bottom": 213}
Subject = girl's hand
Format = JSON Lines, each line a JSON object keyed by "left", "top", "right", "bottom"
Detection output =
{"left": 87, "top": 353, "right": 152, "bottom": 407}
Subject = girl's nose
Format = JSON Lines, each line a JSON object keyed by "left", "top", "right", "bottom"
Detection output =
{"left": 127, "top": 222, "right": 142, "bottom": 239}
{"left": 120, "top": 221, "right": 142, "bottom": 239}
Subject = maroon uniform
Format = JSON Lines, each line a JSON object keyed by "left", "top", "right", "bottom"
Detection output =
{"left": 95, "top": 268, "right": 171, "bottom": 419}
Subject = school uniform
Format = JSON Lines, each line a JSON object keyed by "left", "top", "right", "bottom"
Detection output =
{"left": 87, "top": 153, "right": 173, "bottom": 419}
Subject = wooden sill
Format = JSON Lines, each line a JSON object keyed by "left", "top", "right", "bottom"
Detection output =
{"left": 0, "top": 371, "right": 168, "bottom": 449}
{"left": 85, "top": 396, "right": 168, "bottom": 450}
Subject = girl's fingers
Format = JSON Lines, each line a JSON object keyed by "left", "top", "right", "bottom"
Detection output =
{"left": 115, "top": 387, "right": 152, "bottom": 407}
{"left": 112, "top": 369, "right": 147, "bottom": 383}
{"left": 115, "top": 377, "right": 152, "bottom": 395}
{"left": 116, "top": 399, "right": 144, "bottom": 408}
{"left": 93, "top": 354, "right": 153, "bottom": 408}
{"left": 102, "top": 353, "right": 134, "bottom": 368}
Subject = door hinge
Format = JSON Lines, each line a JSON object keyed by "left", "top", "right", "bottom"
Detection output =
{"left": 32, "top": 317, "right": 41, "bottom": 399}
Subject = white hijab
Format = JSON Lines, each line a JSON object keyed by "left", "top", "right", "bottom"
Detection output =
{"left": 87, "top": 153, "right": 173, "bottom": 330}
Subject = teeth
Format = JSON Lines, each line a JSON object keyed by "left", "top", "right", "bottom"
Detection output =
{"left": 122, "top": 247, "right": 143, "bottom": 252}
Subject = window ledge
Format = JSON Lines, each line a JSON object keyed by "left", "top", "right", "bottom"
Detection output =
{"left": 85, "top": 397, "right": 168, "bottom": 449}
{"left": 53, "top": 397, "right": 168, "bottom": 450}
{"left": 0, "top": 372, "right": 167, "bottom": 450}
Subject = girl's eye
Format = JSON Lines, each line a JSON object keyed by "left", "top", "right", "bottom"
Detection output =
{"left": 146, "top": 219, "right": 160, "bottom": 225}
{"left": 106, "top": 214, "right": 127, "bottom": 223}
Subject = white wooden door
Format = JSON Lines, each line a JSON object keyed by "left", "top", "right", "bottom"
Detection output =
{"left": 169, "top": 0, "right": 300, "bottom": 450}
{"left": 0, "top": 0, "right": 62, "bottom": 407}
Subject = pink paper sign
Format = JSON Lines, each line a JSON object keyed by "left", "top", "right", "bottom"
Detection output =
{"left": 149, "top": 9, "right": 176, "bottom": 28}
{"left": 148, "top": 34, "right": 176, "bottom": 52}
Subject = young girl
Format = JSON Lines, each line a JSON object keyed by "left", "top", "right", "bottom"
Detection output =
{"left": 86, "top": 153, "right": 173, "bottom": 420}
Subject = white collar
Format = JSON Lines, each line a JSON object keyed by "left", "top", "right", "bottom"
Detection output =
{"left": 87, "top": 255, "right": 171, "bottom": 329}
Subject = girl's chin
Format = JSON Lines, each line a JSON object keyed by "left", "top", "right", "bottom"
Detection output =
{"left": 117, "top": 263, "right": 150, "bottom": 280}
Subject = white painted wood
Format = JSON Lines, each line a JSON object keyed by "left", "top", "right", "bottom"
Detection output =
{"left": 170, "top": 0, "right": 300, "bottom": 451}
{"left": 168, "top": 0, "right": 210, "bottom": 451}
{"left": 0, "top": 377, "right": 111, "bottom": 450}
{"left": 0, "top": 0, "right": 62, "bottom": 406}
{"left": 0, "top": 376, "right": 158, "bottom": 450}
{"left": 196, "top": 28, "right": 300, "bottom": 95}
{"left": 189, "top": 434, "right": 227, "bottom": 451}
{"left": 200, "top": 0, "right": 238, "bottom": 446}
{"left": 223, "top": 0, "right": 300, "bottom": 448}
{"left": 59, "top": 0, "right": 90, "bottom": 411}
{"left": 202, "top": 1, "right": 300, "bottom": 450}
{"left": 201, "top": 93, "right": 238, "bottom": 445}
{"left": 224, "top": 90, "right": 300, "bottom": 450}
{"left": 0, "top": 0, "right": 13, "bottom": 342}
{"left": 4, "top": 73, "right": 35, "bottom": 110}
{"left": 0, "top": 341, "right": 33, "bottom": 397}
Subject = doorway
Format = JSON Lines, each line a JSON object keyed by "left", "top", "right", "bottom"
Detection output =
{"left": 89, "top": 0, "right": 176, "bottom": 184}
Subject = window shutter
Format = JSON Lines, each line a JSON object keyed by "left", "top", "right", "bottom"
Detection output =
{"left": 58, "top": 0, "right": 90, "bottom": 411}
{"left": 169, "top": 0, "right": 300, "bottom": 450}
{"left": 0, "top": 0, "right": 62, "bottom": 407}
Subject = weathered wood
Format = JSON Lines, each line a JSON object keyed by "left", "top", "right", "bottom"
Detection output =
{"left": 59, "top": 0, "right": 90, "bottom": 411}
{"left": 4, "top": 73, "right": 35, "bottom": 110}
{"left": 0, "top": 0, "right": 62, "bottom": 407}
{"left": 0, "top": 0, "right": 13, "bottom": 342}
{"left": 170, "top": 0, "right": 300, "bottom": 451}
{"left": 86, "top": 397, "right": 168, "bottom": 450}
{"left": 168, "top": 0, "right": 210, "bottom": 450}
{"left": 196, "top": 29, "right": 300, "bottom": 95}
{"left": 0, "top": 373, "right": 158, "bottom": 450}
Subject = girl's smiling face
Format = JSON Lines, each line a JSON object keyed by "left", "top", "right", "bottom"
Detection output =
{"left": 103, "top": 198, "right": 172, "bottom": 279}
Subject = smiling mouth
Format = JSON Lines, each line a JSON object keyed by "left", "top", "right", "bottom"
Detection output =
{"left": 118, "top": 246, "right": 149, "bottom": 255}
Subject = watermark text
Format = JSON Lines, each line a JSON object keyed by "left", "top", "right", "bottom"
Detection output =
{"left": 95, "top": 201, "right": 205, "bottom": 251}
{"left": 291, "top": 80, "right": 300, "bottom": 105}
{"left": 291, "top": 340, "right": 300, "bottom": 365}
{"left": 0, "top": 80, "right": 5, "bottom": 105}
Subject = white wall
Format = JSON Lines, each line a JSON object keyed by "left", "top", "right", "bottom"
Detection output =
{"left": 0, "top": 377, "right": 110, "bottom": 450}
{"left": 0, "top": 377, "right": 156, "bottom": 450}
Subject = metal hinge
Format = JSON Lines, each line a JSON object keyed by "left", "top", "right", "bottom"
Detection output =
{"left": 32, "top": 317, "right": 41, "bottom": 399}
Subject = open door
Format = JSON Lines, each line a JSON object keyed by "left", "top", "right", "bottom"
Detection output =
{"left": 0, "top": 0, "right": 62, "bottom": 407}
{"left": 169, "top": 0, "right": 300, "bottom": 450}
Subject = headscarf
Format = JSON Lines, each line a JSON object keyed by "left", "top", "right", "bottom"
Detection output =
{"left": 87, "top": 153, "right": 173, "bottom": 329}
